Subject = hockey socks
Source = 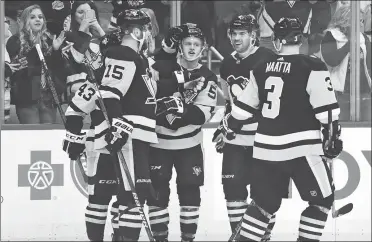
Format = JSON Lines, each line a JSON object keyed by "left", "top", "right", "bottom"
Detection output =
{"left": 298, "top": 205, "right": 329, "bottom": 241}
{"left": 118, "top": 206, "right": 143, "bottom": 241}
{"left": 262, "top": 214, "right": 276, "bottom": 241}
{"left": 85, "top": 203, "right": 109, "bottom": 241}
{"left": 148, "top": 206, "right": 170, "bottom": 241}
{"left": 180, "top": 206, "right": 200, "bottom": 241}
{"left": 110, "top": 201, "right": 119, "bottom": 240}
{"left": 226, "top": 200, "right": 249, "bottom": 232}
{"left": 239, "top": 204, "right": 271, "bottom": 241}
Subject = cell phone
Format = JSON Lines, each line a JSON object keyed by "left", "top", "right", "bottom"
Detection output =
{"left": 84, "top": 9, "right": 96, "bottom": 20}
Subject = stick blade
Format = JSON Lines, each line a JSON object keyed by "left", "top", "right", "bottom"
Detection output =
{"left": 334, "top": 203, "right": 353, "bottom": 218}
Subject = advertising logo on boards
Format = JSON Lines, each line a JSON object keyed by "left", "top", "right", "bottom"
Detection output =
{"left": 18, "top": 151, "right": 64, "bottom": 200}
{"left": 70, "top": 153, "right": 88, "bottom": 198}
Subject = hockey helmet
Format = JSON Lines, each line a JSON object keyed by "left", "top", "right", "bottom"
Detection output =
{"left": 229, "top": 14, "right": 259, "bottom": 34}
{"left": 180, "top": 23, "right": 206, "bottom": 43}
{"left": 272, "top": 17, "right": 303, "bottom": 45}
{"left": 116, "top": 9, "right": 151, "bottom": 28}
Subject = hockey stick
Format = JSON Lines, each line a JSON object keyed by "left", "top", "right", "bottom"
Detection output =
{"left": 35, "top": 44, "right": 88, "bottom": 183}
{"left": 83, "top": 62, "right": 155, "bottom": 242}
{"left": 228, "top": 216, "right": 244, "bottom": 242}
{"left": 327, "top": 110, "right": 353, "bottom": 218}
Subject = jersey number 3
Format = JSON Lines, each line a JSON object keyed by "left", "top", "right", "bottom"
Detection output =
{"left": 262, "top": 77, "right": 284, "bottom": 119}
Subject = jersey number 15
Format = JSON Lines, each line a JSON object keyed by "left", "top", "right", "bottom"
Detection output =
{"left": 262, "top": 76, "right": 284, "bottom": 119}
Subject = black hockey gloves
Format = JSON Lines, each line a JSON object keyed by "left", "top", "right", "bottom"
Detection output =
{"left": 164, "top": 25, "right": 186, "bottom": 49}
{"left": 156, "top": 96, "right": 186, "bottom": 117}
{"left": 105, "top": 117, "right": 134, "bottom": 153}
{"left": 322, "top": 121, "right": 343, "bottom": 159}
{"left": 63, "top": 131, "right": 86, "bottom": 160}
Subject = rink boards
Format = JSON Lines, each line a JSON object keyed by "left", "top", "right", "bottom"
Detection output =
{"left": 1, "top": 127, "right": 371, "bottom": 241}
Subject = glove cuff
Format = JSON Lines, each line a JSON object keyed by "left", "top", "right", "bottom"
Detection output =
{"left": 112, "top": 117, "right": 134, "bottom": 135}
{"left": 162, "top": 39, "right": 177, "bottom": 54}
{"left": 66, "top": 131, "right": 86, "bottom": 144}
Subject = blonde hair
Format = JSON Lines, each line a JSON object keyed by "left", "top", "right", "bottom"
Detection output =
{"left": 328, "top": 4, "right": 364, "bottom": 36}
{"left": 140, "top": 8, "right": 159, "bottom": 37}
{"left": 18, "top": 5, "right": 52, "bottom": 57}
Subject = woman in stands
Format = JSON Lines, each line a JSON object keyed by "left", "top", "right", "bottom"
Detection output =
{"left": 61, "top": 0, "right": 106, "bottom": 99}
{"left": 6, "top": 4, "right": 65, "bottom": 124}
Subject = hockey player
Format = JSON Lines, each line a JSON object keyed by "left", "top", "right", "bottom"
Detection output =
{"left": 62, "top": 9, "right": 157, "bottom": 242}
{"left": 146, "top": 23, "right": 218, "bottom": 242}
{"left": 211, "top": 14, "right": 277, "bottom": 241}
{"left": 225, "top": 17, "right": 343, "bottom": 241}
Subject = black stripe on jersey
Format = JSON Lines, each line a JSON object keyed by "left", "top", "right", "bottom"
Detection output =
{"left": 69, "top": 101, "right": 86, "bottom": 114}
{"left": 133, "top": 123, "right": 156, "bottom": 133}
{"left": 237, "top": 130, "right": 256, "bottom": 135}
{"left": 100, "top": 85, "right": 124, "bottom": 100}
{"left": 254, "top": 139, "right": 321, "bottom": 150}
{"left": 95, "top": 129, "right": 109, "bottom": 139}
{"left": 313, "top": 103, "right": 339, "bottom": 114}
{"left": 157, "top": 127, "right": 201, "bottom": 140}
{"left": 235, "top": 100, "right": 259, "bottom": 116}
{"left": 87, "top": 136, "right": 94, "bottom": 142}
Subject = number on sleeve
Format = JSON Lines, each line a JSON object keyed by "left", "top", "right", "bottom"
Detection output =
{"left": 325, "top": 76, "right": 333, "bottom": 91}
{"left": 208, "top": 84, "right": 217, "bottom": 99}
{"left": 262, "top": 76, "right": 284, "bottom": 119}
{"left": 77, "top": 83, "right": 96, "bottom": 101}
{"left": 104, "top": 64, "right": 125, "bottom": 80}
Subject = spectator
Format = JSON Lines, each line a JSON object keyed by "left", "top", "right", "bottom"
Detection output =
{"left": 4, "top": 17, "right": 13, "bottom": 123}
{"left": 321, "top": 5, "right": 371, "bottom": 121}
{"left": 140, "top": 7, "right": 160, "bottom": 57}
{"left": 6, "top": 4, "right": 66, "bottom": 124}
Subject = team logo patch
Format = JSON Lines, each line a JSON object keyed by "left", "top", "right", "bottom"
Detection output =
{"left": 192, "top": 166, "right": 202, "bottom": 176}
{"left": 226, "top": 75, "right": 249, "bottom": 100}
{"left": 287, "top": 0, "right": 296, "bottom": 8}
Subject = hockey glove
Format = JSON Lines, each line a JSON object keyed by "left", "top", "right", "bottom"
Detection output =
{"left": 212, "top": 124, "right": 226, "bottom": 153}
{"left": 156, "top": 96, "right": 186, "bottom": 117}
{"left": 164, "top": 26, "right": 185, "bottom": 49}
{"left": 221, "top": 113, "right": 237, "bottom": 141}
{"left": 63, "top": 131, "right": 86, "bottom": 160}
{"left": 322, "top": 121, "right": 343, "bottom": 159}
{"left": 105, "top": 117, "right": 134, "bottom": 153}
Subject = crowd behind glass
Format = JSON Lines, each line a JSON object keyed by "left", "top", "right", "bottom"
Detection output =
{"left": 2, "top": 0, "right": 371, "bottom": 124}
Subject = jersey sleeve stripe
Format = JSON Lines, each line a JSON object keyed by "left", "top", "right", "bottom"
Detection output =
{"left": 99, "top": 85, "right": 123, "bottom": 100}
{"left": 68, "top": 101, "right": 86, "bottom": 115}
{"left": 254, "top": 138, "right": 321, "bottom": 150}
{"left": 231, "top": 100, "right": 256, "bottom": 120}
{"left": 313, "top": 103, "right": 340, "bottom": 114}
{"left": 67, "top": 73, "right": 87, "bottom": 85}
{"left": 315, "top": 108, "right": 340, "bottom": 123}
